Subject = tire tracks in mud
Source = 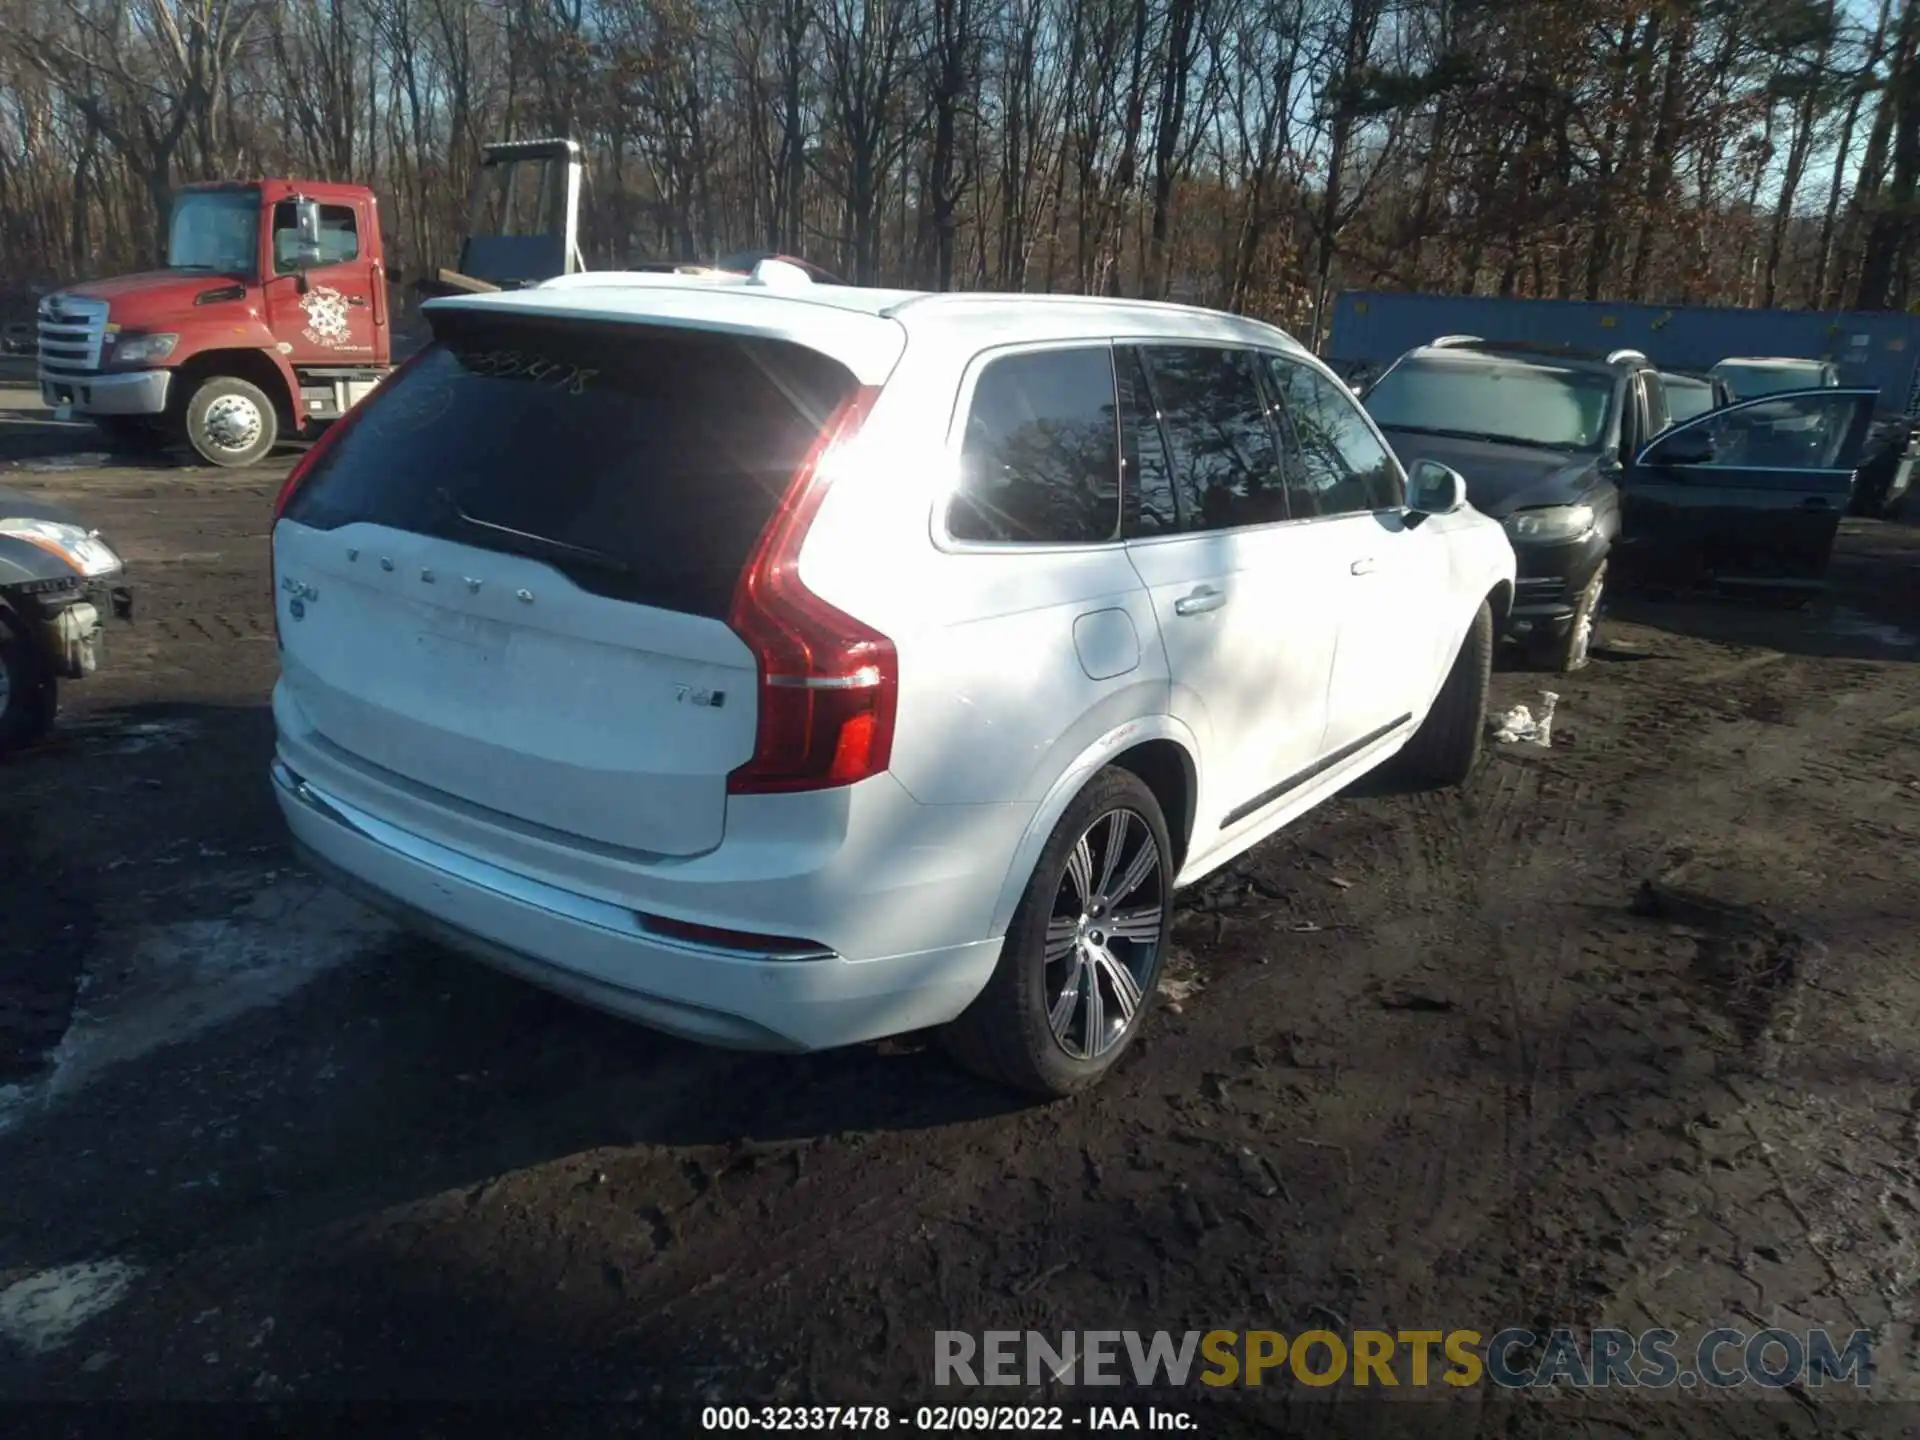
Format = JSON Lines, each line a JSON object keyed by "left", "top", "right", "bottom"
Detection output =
{"left": 8, "top": 459, "right": 1920, "bottom": 1415}
{"left": 1449, "top": 629, "right": 1920, "bottom": 1408}
{"left": 27, "top": 1055, "right": 1090, "bottom": 1399}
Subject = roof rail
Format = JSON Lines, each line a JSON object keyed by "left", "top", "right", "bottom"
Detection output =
{"left": 1605, "top": 347, "right": 1650, "bottom": 366}
{"left": 1428, "top": 335, "right": 1484, "bottom": 348}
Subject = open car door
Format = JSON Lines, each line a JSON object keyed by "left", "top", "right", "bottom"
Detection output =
{"left": 1620, "top": 387, "right": 1877, "bottom": 592}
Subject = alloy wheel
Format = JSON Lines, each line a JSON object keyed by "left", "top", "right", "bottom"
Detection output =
{"left": 1042, "top": 807, "right": 1164, "bottom": 1061}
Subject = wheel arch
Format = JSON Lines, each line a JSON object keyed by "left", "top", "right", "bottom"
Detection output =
{"left": 1487, "top": 577, "right": 1514, "bottom": 626}
{"left": 986, "top": 717, "right": 1200, "bottom": 938}
{"left": 172, "top": 348, "right": 302, "bottom": 429}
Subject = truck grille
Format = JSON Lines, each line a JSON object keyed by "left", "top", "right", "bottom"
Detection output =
{"left": 37, "top": 293, "right": 107, "bottom": 374}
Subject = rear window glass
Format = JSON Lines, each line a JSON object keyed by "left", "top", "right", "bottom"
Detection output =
{"left": 283, "top": 312, "right": 858, "bottom": 617}
{"left": 949, "top": 346, "right": 1120, "bottom": 545}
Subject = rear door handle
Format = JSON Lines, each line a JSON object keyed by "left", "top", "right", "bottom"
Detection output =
{"left": 1350, "top": 557, "right": 1377, "bottom": 575}
{"left": 1174, "top": 586, "right": 1226, "bottom": 616}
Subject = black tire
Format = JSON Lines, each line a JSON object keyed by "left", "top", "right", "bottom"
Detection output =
{"left": 940, "top": 766, "right": 1173, "bottom": 1098}
{"left": 183, "top": 376, "right": 279, "bottom": 468}
{"left": 0, "top": 608, "right": 58, "bottom": 757}
{"left": 1527, "top": 559, "right": 1606, "bottom": 673}
{"left": 1390, "top": 598, "right": 1492, "bottom": 790}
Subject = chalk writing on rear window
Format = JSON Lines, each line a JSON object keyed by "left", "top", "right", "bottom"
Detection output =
{"left": 367, "top": 375, "right": 456, "bottom": 434}
{"left": 451, "top": 347, "right": 599, "bottom": 394}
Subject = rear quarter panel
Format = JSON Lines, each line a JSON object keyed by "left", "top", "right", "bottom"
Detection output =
{"left": 799, "top": 337, "right": 1176, "bottom": 811}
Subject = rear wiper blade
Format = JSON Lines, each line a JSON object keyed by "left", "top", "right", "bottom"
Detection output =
{"left": 1431, "top": 426, "right": 1585, "bottom": 450}
{"left": 1447, "top": 427, "right": 1541, "bottom": 446}
{"left": 442, "top": 491, "right": 643, "bottom": 578}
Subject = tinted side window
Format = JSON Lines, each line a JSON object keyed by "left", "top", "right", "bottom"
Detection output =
{"left": 1139, "top": 345, "right": 1288, "bottom": 532}
{"left": 272, "top": 201, "right": 359, "bottom": 272}
{"left": 949, "top": 347, "right": 1121, "bottom": 544}
{"left": 1117, "top": 348, "right": 1178, "bottom": 536}
{"left": 1267, "top": 355, "right": 1400, "bottom": 515}
{"left": 283, "top": 313, "right": 858, "bottom": 619}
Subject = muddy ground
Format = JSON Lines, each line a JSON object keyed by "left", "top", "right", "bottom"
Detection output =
{"left": 2, "top": 372, "right": 1919, "bottom": 1436}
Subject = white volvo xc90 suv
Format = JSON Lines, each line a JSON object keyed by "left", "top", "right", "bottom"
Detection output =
{"left": 269, "top": 262, "right": 1515, "bottom": 1096}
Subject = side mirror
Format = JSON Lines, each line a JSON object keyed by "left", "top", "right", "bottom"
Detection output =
{"left": 1648, "top": 429, "right": 1713, "bottom": 466}
{"left": 1407, "top": 459, "right": 1467, "bottom": 518}
{"left": 292, "top": 198, "right": 325, "bottom": 270}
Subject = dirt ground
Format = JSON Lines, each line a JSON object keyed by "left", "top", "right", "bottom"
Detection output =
{"left": 2, "top": 372, "right": 1919, "bottom": 1436}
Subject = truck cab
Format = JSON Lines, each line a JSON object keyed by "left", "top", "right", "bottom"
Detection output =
{"left": 38, "top": 179, "right": 391, "bottom": 467}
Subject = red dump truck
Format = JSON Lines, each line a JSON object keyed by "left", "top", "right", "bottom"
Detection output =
{"left": 35, "top": 140, "right": 588, "bottom": 467}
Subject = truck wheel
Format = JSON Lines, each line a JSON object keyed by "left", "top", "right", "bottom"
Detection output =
{"left": 0, "top": 608, "right": 58, "bottom": 757}
{"left": 183, "top": 376, "right": 279, "bottom": 468}
{"left": 1388, "top": 598, "right": 1492, "bottom": 790}
{"left": 940, "top": 766, "right": 1172, "bottom": 1099}
{"left": 1528, "top": 560, "right": 1606, "bottom": 674}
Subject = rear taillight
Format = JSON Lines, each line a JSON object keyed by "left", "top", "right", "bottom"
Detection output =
{"left": 727, "top": 385, "right": 894, "bottom": 795}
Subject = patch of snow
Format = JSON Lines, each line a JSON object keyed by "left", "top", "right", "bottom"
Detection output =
{"left": 0, "top": 1260, "right": 141, "bottom": 1355}
{"left": 7, "top": 875, "right": 391, "bottom": 1121}
{"left": 10, "top": 451, "right": 114, "bottom": 472}
{"left": 1827, "top": 608, "right": 1920, "bottom": 649}
{"left": 105, "top": 719, "right": 200, "bottom": 755}
{"left": 62, "top": 715, "right": 202, "bottom": 756}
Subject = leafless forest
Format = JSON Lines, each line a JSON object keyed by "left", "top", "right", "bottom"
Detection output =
{"left": 4, "top": 0, "right": 1920, "bottom": 342}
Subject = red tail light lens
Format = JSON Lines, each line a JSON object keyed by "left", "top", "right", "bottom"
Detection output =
{"left": 727, "top": 385, "right": 895, "bottom": 795}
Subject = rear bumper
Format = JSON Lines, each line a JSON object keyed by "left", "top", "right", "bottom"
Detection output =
{"left": 272, "top": 757, "right": 1005, "bottom": 1053}
{"left": 39, "top": 369, "right": 171, "bottom": 416}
